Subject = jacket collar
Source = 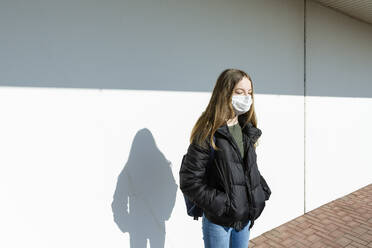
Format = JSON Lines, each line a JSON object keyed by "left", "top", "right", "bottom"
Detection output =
{"left": 215, "top": 115, "right": 262, "bottom": 143}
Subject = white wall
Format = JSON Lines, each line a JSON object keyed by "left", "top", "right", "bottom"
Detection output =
{"left": 306, "top": 1, "right": 372, "bottom": 212}
{"left": 0, "top": 0, "right": 370, "bottom": 247}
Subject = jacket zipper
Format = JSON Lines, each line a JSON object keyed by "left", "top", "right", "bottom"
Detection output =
{"left": 243, "top": 134, "right": 255, "bottom": 212}
{"left": 225, "top": 130, "right": 253, "bottom": 207}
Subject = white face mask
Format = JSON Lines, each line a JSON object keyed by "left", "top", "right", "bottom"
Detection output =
{"left": 231, "top": 95, "right": 252, "bottom": 116}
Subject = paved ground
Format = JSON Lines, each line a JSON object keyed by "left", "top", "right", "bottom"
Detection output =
{"left": 249, "top": 184, "right": 372, "bottom": 248}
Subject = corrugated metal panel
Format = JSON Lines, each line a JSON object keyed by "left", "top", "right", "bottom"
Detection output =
{"left": 314, "top": 0, "right": 372, "bottom": 24}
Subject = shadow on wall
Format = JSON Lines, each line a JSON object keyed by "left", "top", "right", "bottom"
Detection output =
{"left": 111, "top": 128, "right": 178, "bottom": 248}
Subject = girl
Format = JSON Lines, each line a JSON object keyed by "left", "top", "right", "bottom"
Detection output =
{"left": 179, "top": 68, "right": 271, "bottom": 248}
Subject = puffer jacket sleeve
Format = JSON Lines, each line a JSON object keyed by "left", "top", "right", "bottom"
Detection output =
{"left": 179, "top": 141, "right": 230, "bottom": 217}
{"left": 259, "top": 173, "right": 271, "bottom": 201}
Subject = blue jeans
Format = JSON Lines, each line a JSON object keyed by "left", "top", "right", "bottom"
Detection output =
{"left": 202, "top": 213, "right": 251, "bottom": 248}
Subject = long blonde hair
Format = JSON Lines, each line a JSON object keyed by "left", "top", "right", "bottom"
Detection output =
{"left": 190, "top": 68, "right": 259, "bottom": 150}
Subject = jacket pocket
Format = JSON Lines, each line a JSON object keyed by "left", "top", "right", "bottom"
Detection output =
{"left": 251, "top": 185, "right": 267, "bottom": 220}
{"left": 228, "top": 185, "right": 250, "bottom": 221}
{"left": 252, "top": 201, "right": 265, "bottom": 220}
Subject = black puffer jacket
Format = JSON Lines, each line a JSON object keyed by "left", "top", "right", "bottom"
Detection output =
{"left": 179, "top": 116, "right": 271, "bottom": 231}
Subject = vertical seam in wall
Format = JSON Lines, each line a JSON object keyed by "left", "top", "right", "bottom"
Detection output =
{"left": 304, "top": 0, "right": 307, "bottom": 214}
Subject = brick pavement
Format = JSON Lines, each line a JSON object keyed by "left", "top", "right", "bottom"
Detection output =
{"left": 249, "top": 184, "right": 372, "bottom": 248}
